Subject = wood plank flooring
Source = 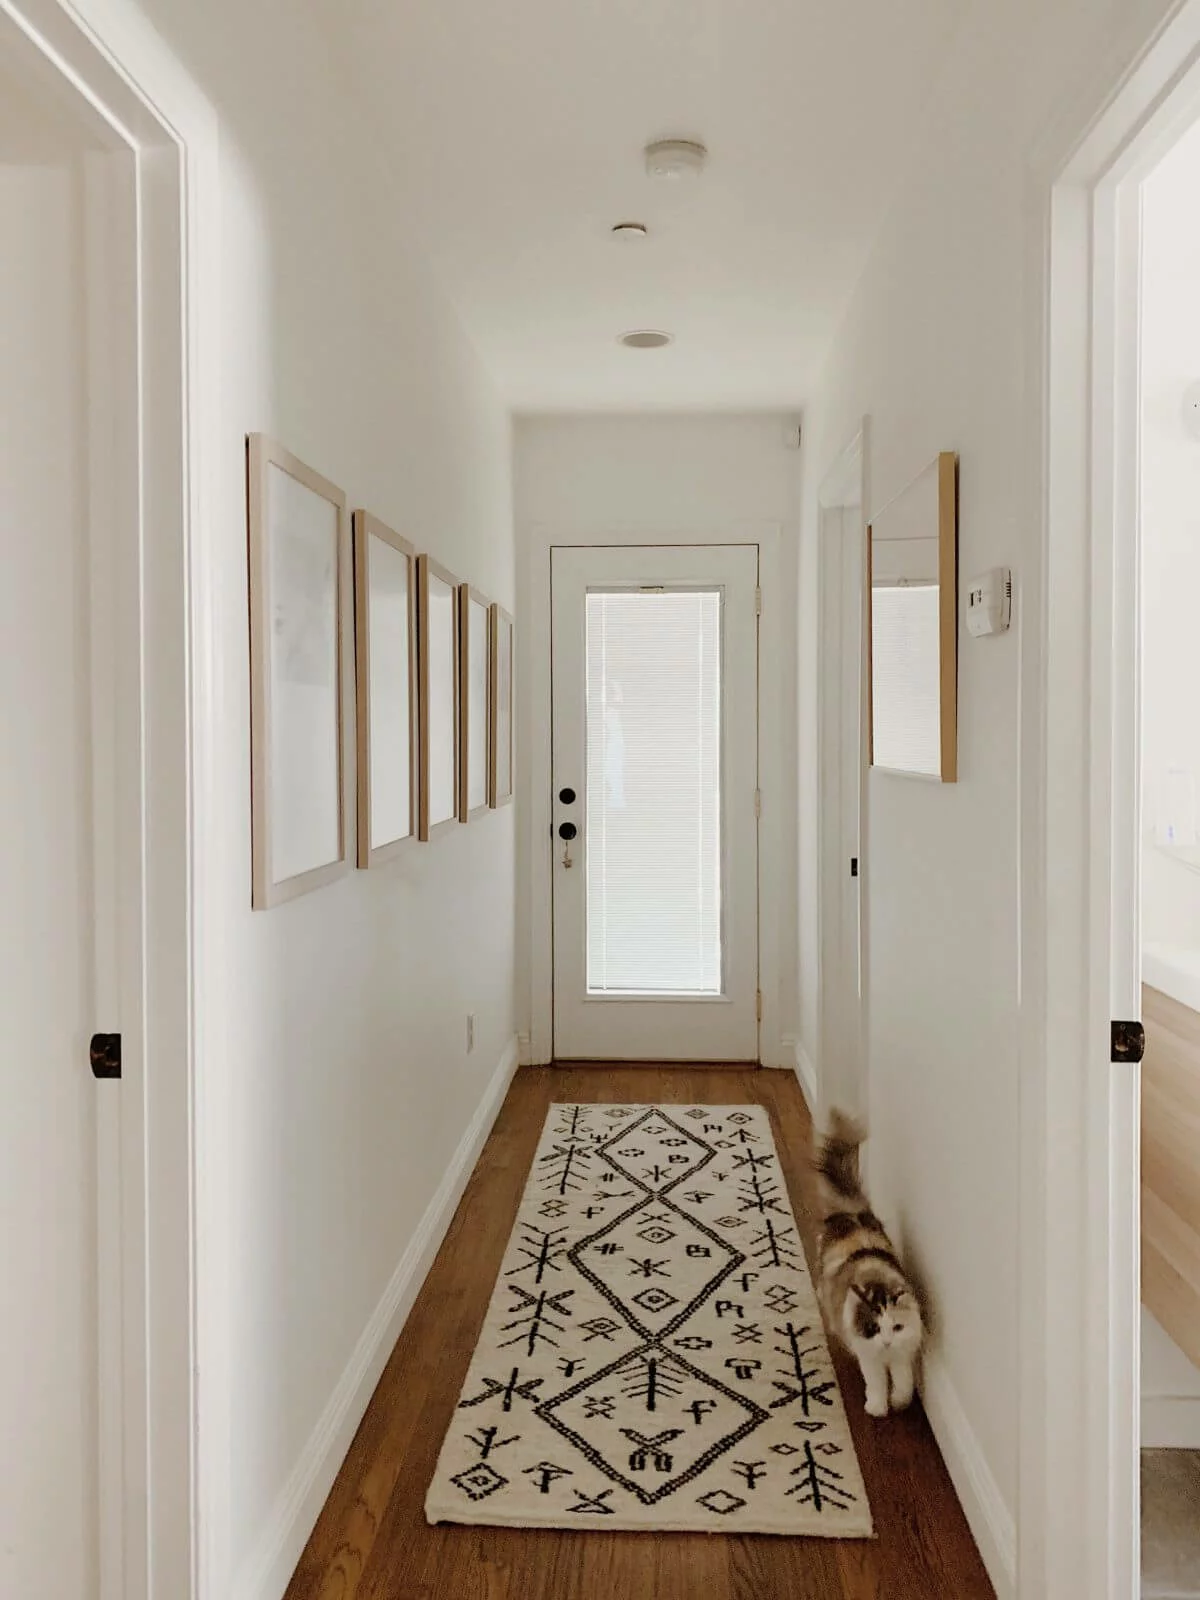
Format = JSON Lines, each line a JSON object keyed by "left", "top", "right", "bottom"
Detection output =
{"left": 283, "top": 1067, "right": 995, "bottom": 1600}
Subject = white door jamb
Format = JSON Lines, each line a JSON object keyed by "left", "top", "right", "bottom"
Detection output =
{"left": 1025, "top": 7, "right": 1200, "bottom": 1597}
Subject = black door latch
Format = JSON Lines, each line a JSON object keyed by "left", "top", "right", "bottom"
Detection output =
{"left": 90, "top": 1033, "right": 122, "bottom": 1079}
{"left": 1110, "top": 1020, "right": 1145, "bottom": 1065}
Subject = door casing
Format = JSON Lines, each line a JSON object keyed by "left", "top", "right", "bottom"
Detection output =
{"left": 0, "top": 2, "right": 219, "bottom": 1595}
{"left": 1025, "top": 7, "right": 1200, "bottom": 1596}
{"left": 523, "top": 522, "right": 787, "bottom": 1067}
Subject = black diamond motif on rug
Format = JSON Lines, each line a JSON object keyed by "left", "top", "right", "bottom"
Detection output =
{"left": 536, "top": 1345, "right": 769, "bottom": 1506}
{"left": 451, "top": 1462, "right": 508, "bottom": 1501}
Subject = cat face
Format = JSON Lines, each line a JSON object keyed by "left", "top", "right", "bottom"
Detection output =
{"left": 851, "top": 1282, "right": 919, "bottom": 1349}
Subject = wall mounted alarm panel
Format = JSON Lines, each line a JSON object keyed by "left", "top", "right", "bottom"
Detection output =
{"left": 965, "top": 566, "right": 1012, "bottom": 637}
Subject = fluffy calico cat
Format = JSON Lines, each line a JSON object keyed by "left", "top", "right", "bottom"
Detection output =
{"left": 814, "top": 1110, "right": 924, "bottom": 1417}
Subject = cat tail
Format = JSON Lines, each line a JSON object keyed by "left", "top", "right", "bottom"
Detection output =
{"left": 815, "top": 1109, "right": 868, "bottom": 1215}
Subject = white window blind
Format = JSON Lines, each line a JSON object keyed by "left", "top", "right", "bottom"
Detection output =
{"left": 871, "top": 583, "right": 941, "bottom": 775}
{"left": 585, "top": 589, "right": 723, "bottom": 995}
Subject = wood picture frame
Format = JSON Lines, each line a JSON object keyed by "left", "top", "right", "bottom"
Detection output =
{"left": 247, "top": 433, "right": 352, "bottom": 908}
{"left": 489, "top": 603, "right": 514, "bottom": 808}
{"left": 417, "top": 553, "right": 460, "bottom": 840}
{"left": 867, "top": 451, "right": 958, "bottom": 783}
{"left": 352, "top": 510, "right": 417, "bottom": 867}
{"left": 458, "top": 584, "right": 491, "bottom": 822}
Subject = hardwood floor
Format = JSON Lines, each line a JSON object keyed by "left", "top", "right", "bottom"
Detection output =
{"left": 283, "top": 1067, "right": 995, "bottom": 1600}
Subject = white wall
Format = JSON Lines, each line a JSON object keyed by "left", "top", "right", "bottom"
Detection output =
{"left": 1142, "top": 1308, "right": 1200, "bottom": 1448}
{"left": 92, "top": 0, "right": 517, "bottom": 1592}
{"left": 795, "top": 0, "right": 1179, "bottom": 1586}
{"left": 513, "top": 413, "right": 801, "bottom": 1061}
{"left": 1141, "top": 119, "right": 1200, "bottom": 949}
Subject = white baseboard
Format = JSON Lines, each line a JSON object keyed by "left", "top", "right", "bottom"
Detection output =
{"left": 920, "top": 1350, "right": 1016, "bottom": 1600}
{"left": 232, "top": 1036, "right": 520, "bottom": 1600}
{"left": 1143, "top": 1394, "right": 1200, "bottom": 1448}
{"left": 783, "top": 1033, "right": 817, "bottom": 1112}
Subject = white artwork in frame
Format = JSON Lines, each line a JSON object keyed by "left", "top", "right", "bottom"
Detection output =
{"left": 247, "top": 433, "right": 352, "bottom": 908}
{"left": 489, "top": 604, "right": 513, "bottom": 808}
{"left": 418, "top": 554, "right": 460, "bottom": 840}
{"left": 353, "top": 510, "right": 416, "bottom": 867}
{"left": 459, "top": 585, "right": 491, "bottom": 822}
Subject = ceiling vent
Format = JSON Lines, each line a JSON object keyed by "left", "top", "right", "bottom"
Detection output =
{"left": 619, "top": 330, "right": 673, "bottom": 350}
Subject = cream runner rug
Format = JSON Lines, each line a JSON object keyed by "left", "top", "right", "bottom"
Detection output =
{"left": 425, "top": 1103, "right": 873, "bottom": 1537}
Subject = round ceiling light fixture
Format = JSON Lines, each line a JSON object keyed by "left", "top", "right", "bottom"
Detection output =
{"left": 619, "top": 329, "right": 673, "bottom": 350}
{"left": 644, "top": 138, "right": 708, "bottom": 181}
{"left": 611, "top": 221, "right": 649, "bottom": 240}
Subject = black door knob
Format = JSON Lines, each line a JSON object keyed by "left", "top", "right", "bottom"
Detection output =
{"left": 558, "top": 822, "right": 577, "bottom": 841}
{"left": 558, "top": 787, "right": 577, "bottom": 805}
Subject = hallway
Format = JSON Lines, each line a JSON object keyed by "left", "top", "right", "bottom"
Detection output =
{"left": 283, "top": 1068, "right": 993, "bottom": 1600}
{"left": 9, "top": 0, "right": 1198, "bottom": 1594}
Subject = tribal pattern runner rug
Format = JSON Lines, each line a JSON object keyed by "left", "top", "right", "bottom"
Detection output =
{"left": 425, "top": 1103, "right": 873, "bottom": 1537}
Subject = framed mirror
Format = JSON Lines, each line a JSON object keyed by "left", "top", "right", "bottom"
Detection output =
{"left": 417, "top": 554, "right": 460, "bottom": 840}
{"left": 352, "top": 511, "right": 416, "bottom": 867}
{"left": 868, "top": 452, "right": 958, "bottom": 782}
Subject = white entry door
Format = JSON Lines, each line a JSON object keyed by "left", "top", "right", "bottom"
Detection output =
{"left": 551, "top": 545, "right": 760, "bottom": 1061}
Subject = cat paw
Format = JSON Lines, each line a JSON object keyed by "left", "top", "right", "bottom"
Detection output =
{"left": 890, "top": 1388, "right": 914, "bottom": 1411}
{"left": 864, "top": 1394, "right": 889, "bottom": 1418}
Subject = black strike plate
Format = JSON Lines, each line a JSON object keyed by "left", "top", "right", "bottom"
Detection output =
{"left": 90, "top": 1033, "right": 122, "bottom": 1080}
{"left": 1110, "top": 1020, "right": 1145, "bottom": 1065}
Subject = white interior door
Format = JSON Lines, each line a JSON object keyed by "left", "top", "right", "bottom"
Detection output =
{"left": 0, "top": 60, "right": 142, "bottom": 1598}
{"left": 551, "top": 544, "right": 759, "bottom": 1061}
{"left": 818, "top": 503, "right": 865, "bottom": 1113}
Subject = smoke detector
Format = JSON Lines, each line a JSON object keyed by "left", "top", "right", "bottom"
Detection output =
{"left": 644, "top": 138, "right": 707, "bottom": 181}
{"left": 611, "top": 221, "right": 649, "bottom": 241}
{"left": 619, "top": 330, "right": 673, "bottom": 350}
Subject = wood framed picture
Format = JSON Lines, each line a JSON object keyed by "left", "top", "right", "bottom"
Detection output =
{"left": 417, "top": 554, "right": 460, "bottom": 840}
{"left": 352, "top": 510, "right": 417, "bottom": 867}
{"left": 489, "top": 603, "right": 514, "bottom": 808}
{"left": 458, "top": 585, "right": 491, "bottom": 822}
{"left": 247, "top": 433, "right": 352, "bottom": 908}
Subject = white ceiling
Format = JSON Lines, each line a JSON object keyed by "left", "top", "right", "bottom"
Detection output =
{"left": 323, "top": 0, "right": 964, "bottom": 412}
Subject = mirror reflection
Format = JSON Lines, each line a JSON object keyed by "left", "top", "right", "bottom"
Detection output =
{"left": 869, "top": 454, "right": 957, "bottom": 782}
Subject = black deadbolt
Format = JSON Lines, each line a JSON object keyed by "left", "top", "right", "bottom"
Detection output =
{"left": 558, "top": 822, "right": 578, "bottom": 841}
{"left": 559, "top": 787, "right": 577, "bottom": 805}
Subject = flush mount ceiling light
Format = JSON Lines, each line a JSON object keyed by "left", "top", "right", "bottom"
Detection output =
{"left": 644, "top": 138, "right": 708, "bottom": 180}
{"left": 611, "top": 221, "right": 649, "bottom": 240}
{"left": 619, "top": 329, "right": 673, "bottom": 349}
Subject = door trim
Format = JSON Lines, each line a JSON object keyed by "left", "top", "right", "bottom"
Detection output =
{"left": 816, "top": 424, "right": 869, "bottom": 1122}
{"left": 0, "top": 2, "right": 220, "bottom": 1595}
{"left": 1025, "top": 7, "right": 1200, "bottom": 1596}
{"left": 548, "top": 543, "right": 761, "bottom": 1063}
{"left": 522, "top": 523, "right": 785, "bottom": 1067}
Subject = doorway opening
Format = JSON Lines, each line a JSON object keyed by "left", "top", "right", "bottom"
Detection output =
{"left": 1038, "top": 10, "right": 1200, "bottom": 1596}
{"left": 1135, "top": 115, "right": 1200, "bottom": 1599}
{"left": 816, "top": 428, "right": 868, "bottom": 1121}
